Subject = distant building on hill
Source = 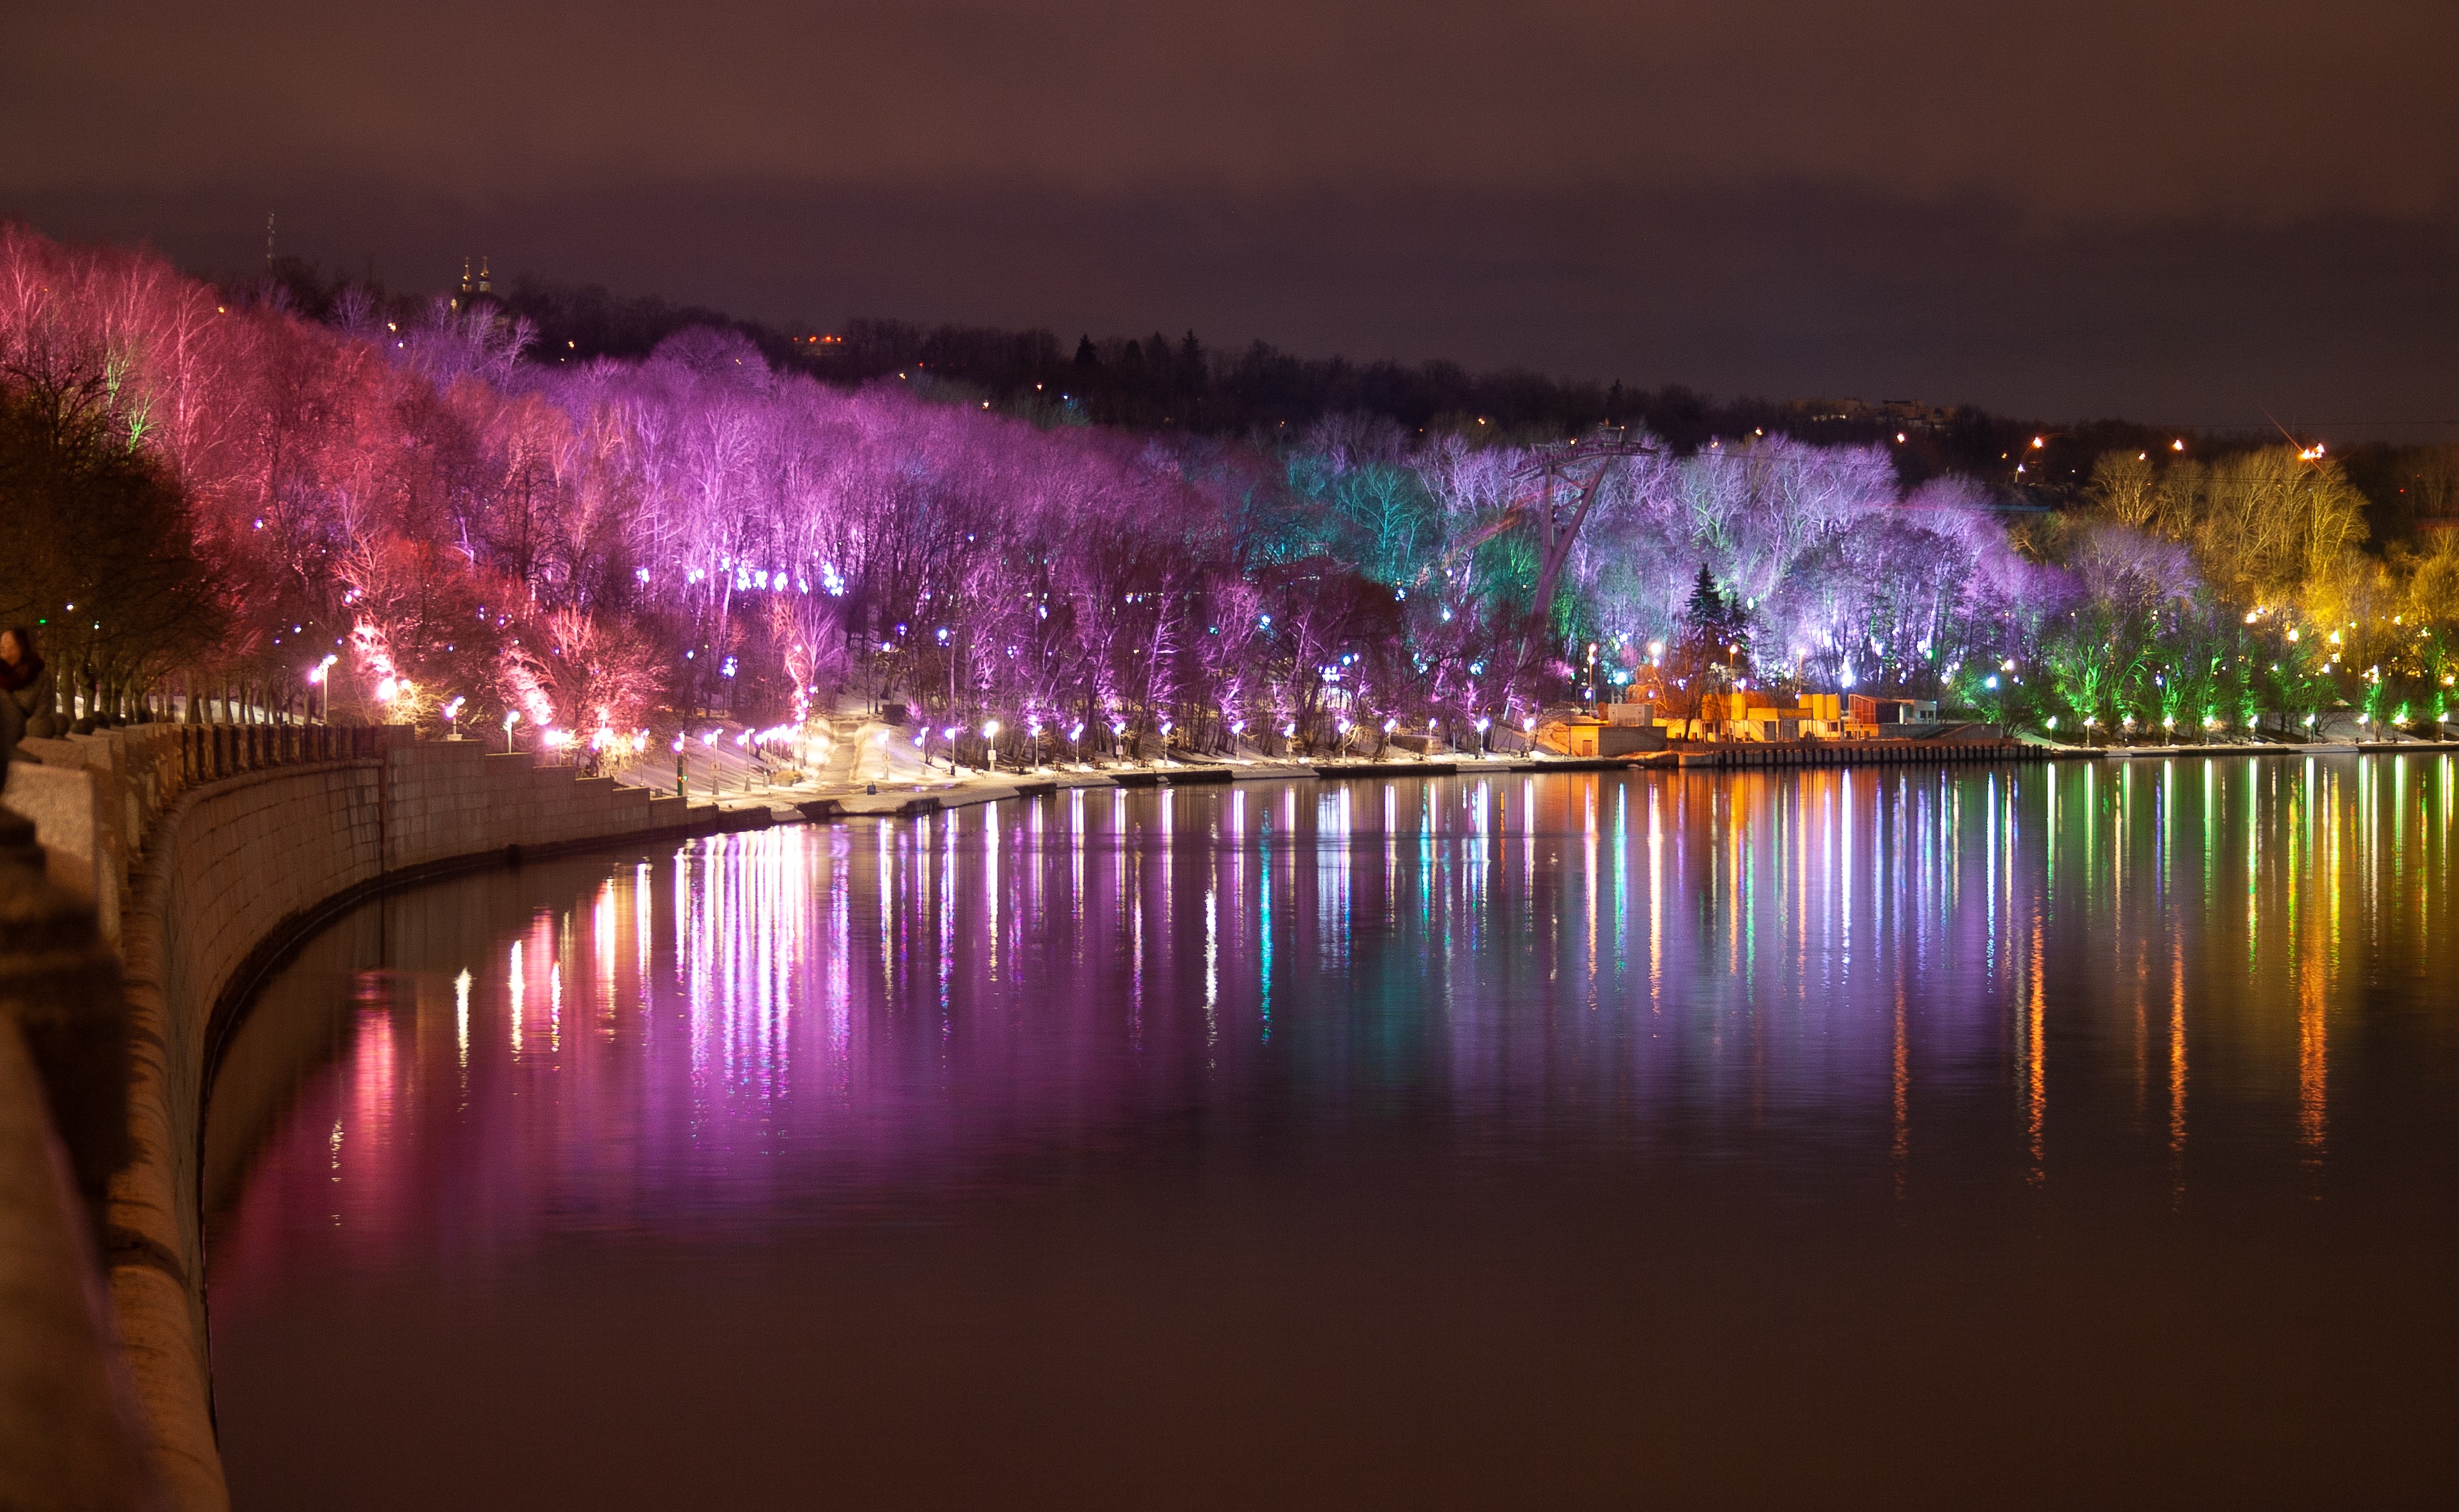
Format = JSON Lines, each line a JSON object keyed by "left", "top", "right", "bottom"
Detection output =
{"left": 449, "top": 256, "right": 497, "bottom": 315}
{"left": 1789, "top": 397, "right": 1955, "bottom": 431}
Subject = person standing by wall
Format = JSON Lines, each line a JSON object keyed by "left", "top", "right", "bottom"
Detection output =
{"left": 0, "top": 624, "right": 55, "bottom": 772}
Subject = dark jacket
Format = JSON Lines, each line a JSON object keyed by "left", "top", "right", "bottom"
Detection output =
{"left": 0, "top": 655, "right": 54, "bottom": 768}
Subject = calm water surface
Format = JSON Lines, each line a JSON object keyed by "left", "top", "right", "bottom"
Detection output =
{"left": 207, "top": 761, "right": 2459, "bottom": 1508}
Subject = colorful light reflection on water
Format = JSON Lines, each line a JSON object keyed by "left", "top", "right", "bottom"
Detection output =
{"left": 207, "top": 760, "right": 2459, "bottom": 1508}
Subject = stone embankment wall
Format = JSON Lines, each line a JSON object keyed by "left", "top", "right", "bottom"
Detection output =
{"left": 0, "top": 810, "right": 157, "bottom": 1511}
{"left": 3, "top": 732, "right": 725, "bottom": 1512}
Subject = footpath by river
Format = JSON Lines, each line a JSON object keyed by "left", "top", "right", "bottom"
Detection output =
{"left": 634, "top": 705, "right": 2450, "bottom": 828}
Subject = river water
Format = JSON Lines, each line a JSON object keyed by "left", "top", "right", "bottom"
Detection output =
{"left": 205, "top": 760, "right": 2458, "bottom": 1508}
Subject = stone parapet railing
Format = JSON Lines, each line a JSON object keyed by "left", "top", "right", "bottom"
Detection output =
{"left": 0, "top": 809, "right": 162, "bottom": 1510}
{"left": 4, "top": 725, "right": 392, "bottom": 949}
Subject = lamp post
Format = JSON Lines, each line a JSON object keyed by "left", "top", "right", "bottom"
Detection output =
{"left": 306, "top": 654, "right": 337, "bottom": 723}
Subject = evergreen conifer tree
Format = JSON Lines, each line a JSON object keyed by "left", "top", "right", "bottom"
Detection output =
{"left": 1684, "top": 565, "right": 1726, "bottom": 638}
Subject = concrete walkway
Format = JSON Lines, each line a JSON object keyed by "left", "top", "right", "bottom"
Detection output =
{"left": 652, "top": 729, "right": 2459, "bottom": 830}
{"left": 666, "top": 752, "right": 1605, "bottom": 824}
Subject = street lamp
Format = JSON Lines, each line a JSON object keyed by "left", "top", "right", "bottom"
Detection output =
{"left": 306, "top": 654, "right": 338, "bottom": 723}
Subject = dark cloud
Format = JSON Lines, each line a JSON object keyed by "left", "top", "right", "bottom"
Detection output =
{"left": 5, "top": 1, "right": 2454, "bottom": 431}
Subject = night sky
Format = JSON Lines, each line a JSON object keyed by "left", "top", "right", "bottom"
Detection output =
{"left": 6, "top": 1, "right": 2455, "bottom": 431}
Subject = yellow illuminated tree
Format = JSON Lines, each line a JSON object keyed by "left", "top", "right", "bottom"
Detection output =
{"left": 2193, "top": 448, "right": 2367, "bottom": 605}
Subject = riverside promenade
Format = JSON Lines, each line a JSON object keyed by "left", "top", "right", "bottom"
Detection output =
{"left": 4, "top": 715, "right": 2450, "bottom": 1508}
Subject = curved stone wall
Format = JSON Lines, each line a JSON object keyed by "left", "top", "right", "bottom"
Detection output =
{"left": 105, "top": 739, "right": 718, "bottom": 1511}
